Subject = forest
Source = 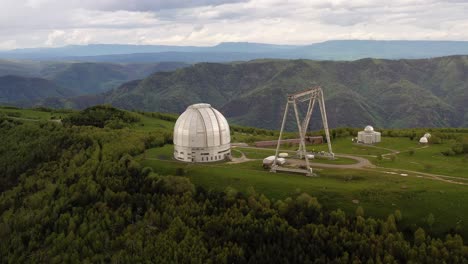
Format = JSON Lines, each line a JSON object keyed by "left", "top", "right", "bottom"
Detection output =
{"left": 0, "top": 108, "right": 467, "bottom": 263}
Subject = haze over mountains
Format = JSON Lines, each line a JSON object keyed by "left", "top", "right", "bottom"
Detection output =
{"left": 1, "top": 40, "right": 468, "bottom": 62}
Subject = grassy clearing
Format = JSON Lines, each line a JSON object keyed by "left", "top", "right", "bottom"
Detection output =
{"left": 235, "top": 147, "right": 357, "bottom": 165}
{"left": 140, "top": 149, "right": 468, "bottom": 238}
{"left": 0, "top": 107, "right": 72, "bottom": 120}
{"left": 131, "top": 113, "right": 175, "bottom": 131}
{"left": 372, "top": 144, "right": 468, "bottom": 178}
{"left": 301, "top": 136, "right": 468, "bottom": 178}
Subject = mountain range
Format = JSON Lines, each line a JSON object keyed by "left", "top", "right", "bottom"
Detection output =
{"left": 0, "top": 75, "right": 73, "bottom": 105}
{"left": 0, "top": 61, "right": 188, "bottom": 104}
{"left": 38, "top": 55, "right": 468, "bottom": 129}
{"left": 1, "top": 40, "right": 468, "bottom": 62}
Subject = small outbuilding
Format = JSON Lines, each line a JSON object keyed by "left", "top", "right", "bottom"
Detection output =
{"left": 419, "top": 137, "right": 428, "bottom": 144}
{"left": 419, "top": 132, "right": 431, "bottom": 144}
{"left": 357, "top": 125, "right": 381, "bottom": 144}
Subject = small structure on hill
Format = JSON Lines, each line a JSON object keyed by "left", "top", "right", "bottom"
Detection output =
{"left": 419, "top": 132, "right": 431, "bottom": 144}
{"left": 173, "top": 103, "right": 231, "bottom": 162}
{"left": 357, "top": 125, "right": 381, "bottom": 144}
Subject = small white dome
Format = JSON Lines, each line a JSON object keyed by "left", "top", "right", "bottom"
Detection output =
{"left": 419, "top": 137, "right": 428, "bottom": 143}
{"left": 364, "top": 125, "right": 374, "bottom": 133}
{"left": 424, "top": 133, "right": 431, "bottom": 139}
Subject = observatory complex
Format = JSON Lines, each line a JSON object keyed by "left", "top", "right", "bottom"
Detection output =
{"left": 173, "top": 103, "right": 231, "bottom": 162}
{"left": 357, "top": 125, "right": 381, "bottom": 144}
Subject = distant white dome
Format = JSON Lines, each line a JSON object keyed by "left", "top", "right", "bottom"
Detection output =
{"left": 357, "top": 125, "right": 381, "bottom": 144}
{"left": 173, "top": 103, "right": 231, "bottom": 162}
{"left": 364, "top": 125, "right": 374, "bottom": 133}
{"left": 419, "top": 137, "right": 428, "bottom": 144}
{"left": 424, "top": 133, "right": 431, "bottom": 139}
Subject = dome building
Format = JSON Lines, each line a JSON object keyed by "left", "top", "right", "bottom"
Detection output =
{"left": 419, "top": 132, "right": 431, "bottom": 144}
{"left": 173, "top": 103, "right": 231, "bottom": 162}
{"left": 357, "top": 125, "right": 381, "bottom": 144}
{"left": 419, "top": 136, "right": 428, "bottom": 144}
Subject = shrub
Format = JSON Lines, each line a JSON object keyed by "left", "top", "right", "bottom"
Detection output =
{"left": 441, "top": 149, "right": 456, "bottom": 156}
{"left": 63, "top": 105, "right": 140, "bottom": 128}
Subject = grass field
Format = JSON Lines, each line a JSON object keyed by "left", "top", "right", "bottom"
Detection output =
{"left": 298, "top": 137, "right": 468, "bottom": 178}
{"left": 130, "top": 114, "right": 175, "bottom": 131}
{"left": 371, "top": 144, "right": 468, "bottom": 178}
{"left": 0, "top": 106, "right": 72, "bottom": 120}
{"left": 140, "top": 146, "right": 468, "bottom": 238}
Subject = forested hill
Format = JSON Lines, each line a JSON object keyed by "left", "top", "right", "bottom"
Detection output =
{"left": 59, "top": 55, "right": 468, "bottom": 129}
{"left": 0, "top": 61, "right": 188, "bottom": 96}
{"left": 0, "top": 75, "right": 74, "bottom": 105}
{"left": 0, "top": 110, "right": 467, "bottom": 262}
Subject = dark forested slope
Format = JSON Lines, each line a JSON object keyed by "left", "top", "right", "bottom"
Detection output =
{"left": 0, "top": 61, "right": 188, "bottom": 98}
{"left": 0, "top": 75, "right": 74, "bottom": 105}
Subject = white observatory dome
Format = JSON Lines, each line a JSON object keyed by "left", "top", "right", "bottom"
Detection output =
{"left": 364, "top": 125, "right": 374, "bottom": 133}
{"left": 173, "top": 103, "right": 231, "bottom": 162}
{"left": 419, "top": 137, "right": 428, "bottom": 144}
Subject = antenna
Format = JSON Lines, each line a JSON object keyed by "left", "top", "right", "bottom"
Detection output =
{"left": 270, "top": 86, "right": 334, "bottom": 176}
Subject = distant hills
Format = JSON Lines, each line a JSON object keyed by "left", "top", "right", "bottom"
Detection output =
{"left": 1, "top": 40, "right": 468, "bottom": 62}
{"left": 43, "top": 55, "right": 468, "bottom": 129}
{"left": 0, "top": 75, "right": 73, "bottom": 105}
{"left": 0, "top": 61, "right": 188, "bottom": 98}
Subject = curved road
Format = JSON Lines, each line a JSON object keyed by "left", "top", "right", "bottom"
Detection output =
{"left": 233, "top": 146, "right": 468, "bottom": 185}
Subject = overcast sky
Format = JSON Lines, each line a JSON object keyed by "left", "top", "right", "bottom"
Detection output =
{"left": 1, "top": 0, "right": 468, "bottom": 50}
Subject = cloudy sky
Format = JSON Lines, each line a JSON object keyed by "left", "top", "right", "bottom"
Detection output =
{"left": 1, "top": 0, "right": 467, "bottom": 50}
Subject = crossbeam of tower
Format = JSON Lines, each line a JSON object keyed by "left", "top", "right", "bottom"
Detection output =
{"left": 271, "top": 86, "right": 334, "bottom": 176}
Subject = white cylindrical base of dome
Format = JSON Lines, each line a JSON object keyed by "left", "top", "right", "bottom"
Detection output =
{"left": 174, "top": 143, "right": 231, "bottom": 162}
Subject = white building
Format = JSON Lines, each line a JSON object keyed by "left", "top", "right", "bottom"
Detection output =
{"left": 173, "top": 103, "right": 231, "bottom": 162}
{"left": 419, "top": 133, "right": 431, "bottom": 144}
{"left": 357, "top": 125, "right": 381, "bottom": 144}
{"left": 419, "top": 137, "right": 428, "bottom": 144}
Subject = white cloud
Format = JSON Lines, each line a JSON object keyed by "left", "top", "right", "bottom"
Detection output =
{"left": 0, "top": 0, "right": 468, "bottom": 49}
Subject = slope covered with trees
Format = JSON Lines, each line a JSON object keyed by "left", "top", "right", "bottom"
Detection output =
{"left": 69, "top": 55, "right": 468, "bottom": 129}
{"left": 0, "top": 109, "right": 467, "bottom": 263}
{"left": 0, "top": 61, "right": 188, "bottom": 100}
{"left": 0, "top": 75, "right": 74, "bottom": 105}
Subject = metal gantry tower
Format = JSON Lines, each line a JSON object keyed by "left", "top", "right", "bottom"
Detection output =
{"left": 271, "top": 86, "right": 334, "bottom": 176}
